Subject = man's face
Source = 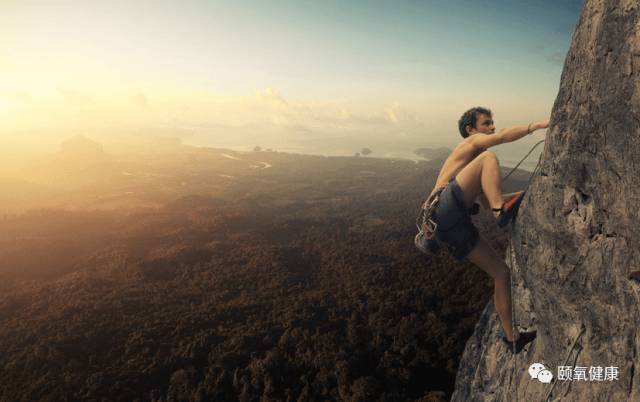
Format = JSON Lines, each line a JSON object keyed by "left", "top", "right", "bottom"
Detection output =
{"left": 468, "top": 113, "right": 495, "bottom": 135}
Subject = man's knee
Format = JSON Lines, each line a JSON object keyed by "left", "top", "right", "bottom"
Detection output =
{"left": 480, "top": 150, "right": 498, "bottom": 161}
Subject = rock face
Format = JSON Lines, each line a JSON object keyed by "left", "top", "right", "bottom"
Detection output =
{"left": 451, "top": 1, "right": 640, "bottom": 401}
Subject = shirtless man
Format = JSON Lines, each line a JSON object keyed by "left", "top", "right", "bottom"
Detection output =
{"left": 428, "top": 106, "right": 549, "bottom": 354}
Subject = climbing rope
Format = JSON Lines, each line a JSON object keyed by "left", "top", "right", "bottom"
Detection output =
{"left": 507, "top": 235, "right": 518, "bottom": 401}
{"left": 502, "top": 139, "right": 545, "bottom": 182}
{"left": 507, "top": 142, "right": 590, "bottom": 401}
{"left": 450, "top": 139, "right": 547, "bottom": 401}
{"left": 503, "top": 140, "right": 545, "bottom": 402}
{"left": 543, "top": 324, "right": 586, "bottom": 402}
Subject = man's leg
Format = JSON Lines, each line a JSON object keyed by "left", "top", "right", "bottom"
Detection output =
{"left": 454, "top": 151, "right": 504, "bottom": 212}
{"left": 466, "top": 235, "right": 520, "bottom": 342}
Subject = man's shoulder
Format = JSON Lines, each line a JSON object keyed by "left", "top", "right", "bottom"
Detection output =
{"left": 467, "top": 132, "right": 504, "bottom": 151}
{"left": 451, "top": 138, "right": 478, "bottom": 156}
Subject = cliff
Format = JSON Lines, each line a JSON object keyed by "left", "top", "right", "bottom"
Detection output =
{"left": 451, "top": 1, "right": 640, "bottom": 401}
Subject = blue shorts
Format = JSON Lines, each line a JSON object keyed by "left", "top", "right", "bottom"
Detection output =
{"left": 432, "top": 178, "right": 479, "bottom": 261}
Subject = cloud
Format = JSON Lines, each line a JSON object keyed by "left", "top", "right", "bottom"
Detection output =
{"left": 131, "top": 92, "right": 148, "bottom": 107}
{"left": 247, "top": 90, "right": 423, "bottom": 137}
{"left": 305, "top": 108, "right": 389, "bottom": 128}
{"left": 385, "top": 102, "right": 400, "bottom": 123}
{"left": 384, "top": 102, "right": 421, "bottom": 125}
{"left": 257, "top": 87, "right": 287, "bottom": 106}
{"left": 269, "top": 112, "right": 290, "bottom": 126}
{"left": 4, "top": 85, "right": 432, "bottom": 151}
{"left": 59, "top": 89, "right": 93, "bottom": 106}
{"left": 13, "top": 91, "right": 32, "bottom": 105}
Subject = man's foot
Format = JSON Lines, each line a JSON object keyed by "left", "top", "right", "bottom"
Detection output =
{"left": 502, "top": 330, "right": 537, "bottom": 354}
{"left": 493, "top": 191, "right": 526, "bottom": 227}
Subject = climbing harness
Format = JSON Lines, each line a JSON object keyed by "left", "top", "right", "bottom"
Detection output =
{"left": 414, "top": 186, "right": 445, "bottom": 254}
{"left": 414, "top": 186, "right": 481, "bottom": 255}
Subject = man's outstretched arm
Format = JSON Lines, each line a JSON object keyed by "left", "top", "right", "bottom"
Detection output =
{"left": 469, "top": 119, "right": 549, "bottom": 151}
{"left": 496, "top": 120, "right": 549, "bottom": 143}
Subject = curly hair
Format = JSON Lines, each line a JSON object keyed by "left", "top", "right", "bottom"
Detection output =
{"left": 458, "top": 107, "right": 492, "bottom": 138}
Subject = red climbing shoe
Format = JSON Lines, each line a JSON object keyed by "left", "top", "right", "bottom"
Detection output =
{"left": 494, "top": 191, "right": 526, "bottom": 227}
{"left": 502, "top": 330, "right": 537, "bottom": 354}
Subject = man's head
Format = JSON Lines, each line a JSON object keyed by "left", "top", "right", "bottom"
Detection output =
{"left": 458, "top": 107, "right": 495, "bottom": 138}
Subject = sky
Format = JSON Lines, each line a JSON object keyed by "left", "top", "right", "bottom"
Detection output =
{"left": 0, "top": 0, "right": 583, "bottom": 164}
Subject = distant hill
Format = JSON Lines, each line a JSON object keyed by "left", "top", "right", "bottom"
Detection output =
{"left": 60, "top": 135, "right": 105, "bottom": 159}
{"left": 413, "top": 147, "right": 452, "bottom": 161}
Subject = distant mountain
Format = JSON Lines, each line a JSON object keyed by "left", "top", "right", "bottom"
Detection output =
{"left": 60, "top": 135, "right": 105, "bottom": 158}
{"left": 413, "top": 147, "right": 451, "bottom": 161}
{"left": 22, "top": 135, "right": 114, "bottom": 188}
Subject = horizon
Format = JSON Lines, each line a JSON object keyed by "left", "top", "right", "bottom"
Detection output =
{"left": 1, "top": 1, "right": 582, "bottom": 169}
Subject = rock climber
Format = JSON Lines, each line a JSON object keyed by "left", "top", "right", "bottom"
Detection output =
{"left": 423, "top": 106, "right": 548, "bottom": 354}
